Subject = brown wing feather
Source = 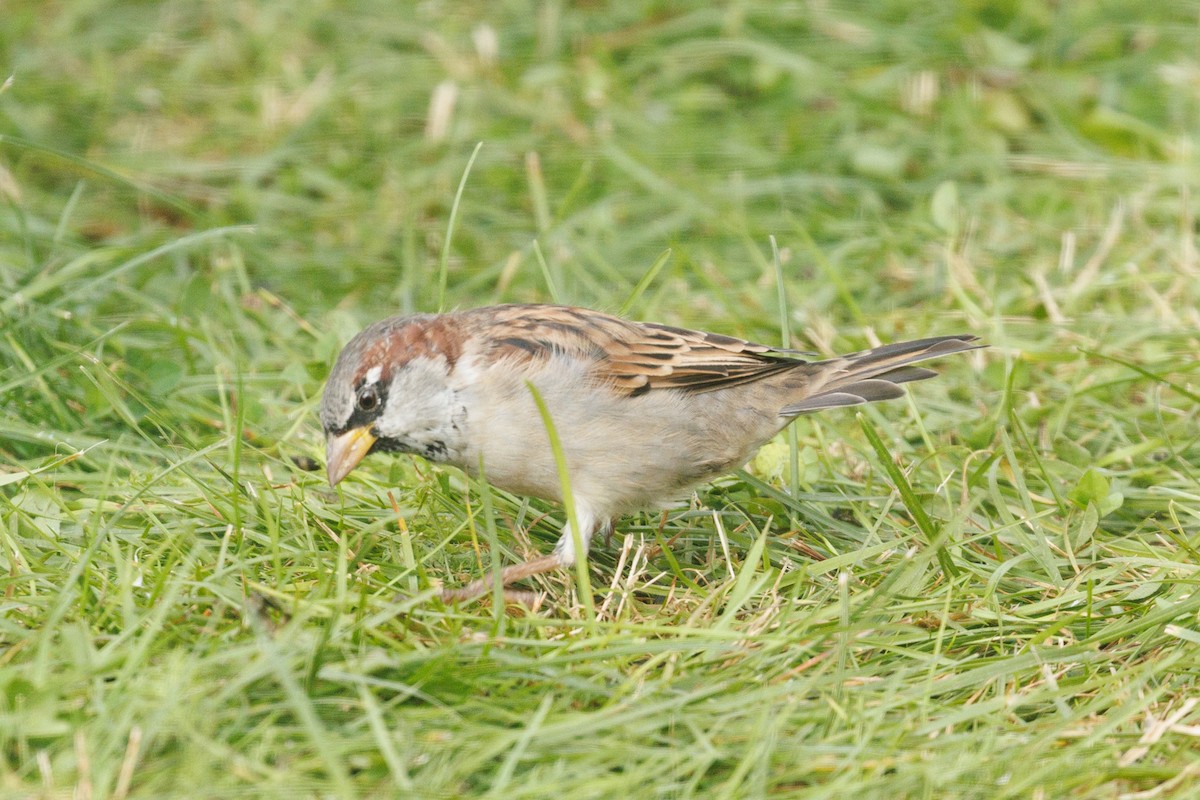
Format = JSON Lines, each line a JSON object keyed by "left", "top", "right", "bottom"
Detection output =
{"left": 464, "top": 304, "right": 804, "bottom": 396}
{"left": 600, "top": 321, "right": 807, "bottom": 394}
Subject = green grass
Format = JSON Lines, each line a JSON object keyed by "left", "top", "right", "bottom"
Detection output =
{"left": 3, "top": 1, "right": 1200, "bottom": 797}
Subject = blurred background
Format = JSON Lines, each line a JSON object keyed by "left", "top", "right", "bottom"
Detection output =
{"left": 6, "top": 1, "right": 1195, "bottom": 460}
{"left": 9, "top": 2, "right": 1193, "bottom": 318}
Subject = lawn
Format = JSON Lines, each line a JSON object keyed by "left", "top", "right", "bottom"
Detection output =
{"left": 3, "top": 1, "right": 1200, "bottom": 798}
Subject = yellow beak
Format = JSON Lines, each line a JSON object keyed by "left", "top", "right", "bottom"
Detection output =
{"left": 326, "top": 427, "right": 377, "bottom": 487}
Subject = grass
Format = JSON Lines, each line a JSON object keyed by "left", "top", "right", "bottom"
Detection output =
{"left": 3, "top": 1, "right": 1200, "bottom": 797}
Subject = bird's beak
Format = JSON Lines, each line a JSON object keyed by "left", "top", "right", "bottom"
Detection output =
{"left": 326, "top": 427, "right": 377, "bottom": 487}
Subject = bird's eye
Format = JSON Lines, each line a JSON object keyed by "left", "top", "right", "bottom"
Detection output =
{"left": 356, "top": 386, "right": 380, "bottom": 412}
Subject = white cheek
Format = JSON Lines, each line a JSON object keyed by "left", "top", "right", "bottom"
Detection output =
{"left": 373, "top": 356, "right": 466, "bottom": 459}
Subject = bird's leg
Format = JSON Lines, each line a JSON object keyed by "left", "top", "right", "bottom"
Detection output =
{"left": 440, "top": 512, "right": 600, "bottom": 605}
{"left": 439, "top": 554, "right": 563, "bottom": 604}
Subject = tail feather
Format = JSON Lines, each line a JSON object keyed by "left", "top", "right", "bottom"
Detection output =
{"left": 868, "top": 365, "right": 938, "bottom": 385}
{"left": 781, "top": 334, "right": 980, "bottom": 416}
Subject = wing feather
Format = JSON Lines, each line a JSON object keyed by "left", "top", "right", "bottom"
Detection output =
{"left": 465, "top": 304, "right": 803, "bottom": 396}
{"left": 462, "top": 305, "right": 980, "bottom": 404}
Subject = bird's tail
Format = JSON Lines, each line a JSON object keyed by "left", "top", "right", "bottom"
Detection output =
{"left": 781, "top": 334, "right": 982, "bottom": 416}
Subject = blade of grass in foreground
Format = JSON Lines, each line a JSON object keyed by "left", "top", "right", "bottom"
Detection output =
{"left": 526, "top": 380, "right": 596, "bottom": 622}
{"left": 771, "top": 235, "right": 803, "bottom": 502}
{"left": 858, "top": 412, "right": 958, "bottom": 578}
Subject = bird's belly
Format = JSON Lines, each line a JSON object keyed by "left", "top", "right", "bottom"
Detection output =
{"left": 456, "top": 384, "right": 780, "bottom": 514}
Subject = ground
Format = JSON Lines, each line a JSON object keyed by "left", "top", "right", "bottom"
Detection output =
{"left": 2, "top": 2, "right": 1199, "bottom": 798}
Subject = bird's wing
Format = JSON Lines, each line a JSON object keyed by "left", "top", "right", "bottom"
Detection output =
{"left": 470, "top": 304, "right": 803, "bottom": 396}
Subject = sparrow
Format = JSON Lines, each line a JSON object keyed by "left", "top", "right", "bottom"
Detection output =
{"left": 320, "top": 304, "right": 980, "bottom": 602}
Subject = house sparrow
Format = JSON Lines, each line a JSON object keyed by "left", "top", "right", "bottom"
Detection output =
{"left": 320, "top": 304, "right": 980, "bottom": 602}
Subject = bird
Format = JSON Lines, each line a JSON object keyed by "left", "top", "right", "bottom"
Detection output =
{"left": 320, "top": 303, "right": 980, "bottom": 602}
